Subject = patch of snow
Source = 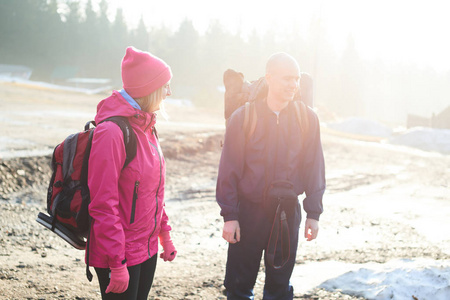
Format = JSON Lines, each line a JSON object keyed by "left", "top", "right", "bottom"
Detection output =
{"left": 13, "top": 110, "right": 93, "bottom": 119}
{"left": 0, "top": 77, "right": 111, "bottom": 95}
{"left": 0, "top": 148, "right": 53, "bottom": 160}
{"left": 327, "top": 117, "right": 392, "bottom": 138}
{"left": 0, "top": 116, "right": 31, "bottom": 126}
{"left": 0, "top": 137, "right": 36, "bottom": 150}
{"left": 389, "top": 127, "right": 450, "bottom": 154}
{"left": 317, "top": 258, "right": 450, "bottom": 300}
{"left": 325, "top": 117, "right": 450, "bottom": 155}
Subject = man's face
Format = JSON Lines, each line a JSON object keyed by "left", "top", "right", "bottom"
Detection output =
{"left": 266, "top": 61, "right": 300, "bottom": 103}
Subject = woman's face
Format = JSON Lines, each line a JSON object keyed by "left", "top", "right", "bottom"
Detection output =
{"left": 149, "top": 82, "right": 171, "bottom": 113}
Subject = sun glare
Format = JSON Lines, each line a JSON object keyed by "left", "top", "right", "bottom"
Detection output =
{"left": 107, "top": 0, "right": 450, "bottom": 73}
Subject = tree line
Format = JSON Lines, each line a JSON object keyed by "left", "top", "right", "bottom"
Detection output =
{"left": 0, "top": 1, "right": 147, "bottom": 81}
{"left": 1, "top": 0, "right": 448, "bottom": 123}
{"left": 0, "top": 0, "right": 316, "bottom": 107}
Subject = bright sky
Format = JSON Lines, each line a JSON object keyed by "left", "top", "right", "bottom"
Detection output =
{"left": 106, "top": 0, "right": 450, "bottom": 73}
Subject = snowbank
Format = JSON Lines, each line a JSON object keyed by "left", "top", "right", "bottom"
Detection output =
{"left": 0, "top": 76, "right": 112, "bottom": 95}
{"left": 326, "top": 117, "right": 392, "bottom": 138}
{"left": 326, "top": 118, "right": 450, "bottom": 155}
{"left": 389, "top": 127, "right": 450, "bottom": 154}
{"left": 319, "top": 258, "right": 450, "bottom": 300}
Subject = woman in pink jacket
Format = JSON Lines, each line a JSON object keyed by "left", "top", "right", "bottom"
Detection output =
{"left": 87, "top": 46, "right": 176, "bottom": 299}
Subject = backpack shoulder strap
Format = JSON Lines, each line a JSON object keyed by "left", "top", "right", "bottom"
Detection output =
{"left": 243, "top": 101, "right": 257, "bottom": 141}
{"left": 243, "top": 101, "right": 309, "bottom": 143}
{"left": 103, "top": 116, "right": 137, "bottom": 169}
{"left": 293, "top": 101, "right": 310, "bottom": 141}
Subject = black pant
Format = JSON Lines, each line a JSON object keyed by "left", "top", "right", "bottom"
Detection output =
{"left": 224, "top": 200, "right": 301, "bottom": 300}
{"left": 94, "top": 255, "right": 157, "bottom": 300}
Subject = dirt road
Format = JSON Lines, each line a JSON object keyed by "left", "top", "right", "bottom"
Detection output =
{"left": 1, "top": 82, "right": 449, "bottom": 299}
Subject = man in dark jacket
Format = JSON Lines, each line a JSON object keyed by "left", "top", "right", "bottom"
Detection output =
{"left": 216, "top": 52, "right": 325, "bottom": 300}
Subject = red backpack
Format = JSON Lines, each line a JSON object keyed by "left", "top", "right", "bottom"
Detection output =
{"left": 36, "top": 116, "right": 136, "bottom": 250}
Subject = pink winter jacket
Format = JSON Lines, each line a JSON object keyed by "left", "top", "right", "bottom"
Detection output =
{"left": 86, "top": 91, "right": 171, "bottom": 269}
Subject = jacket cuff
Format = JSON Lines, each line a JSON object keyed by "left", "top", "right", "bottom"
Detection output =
{"left": 108, "top": 257, "right": 127, "bottom": 269}
{"left": 306, "top": 213, "right": 321, "bottom": 221}
{"left": 159, "top": 231, "right": 171, "bottom": 243}
{"left": 110, "top": 264, "right": 127, "bottom": 271}
{"left": 223, "top": 214, "right": 239, "bottom": 222}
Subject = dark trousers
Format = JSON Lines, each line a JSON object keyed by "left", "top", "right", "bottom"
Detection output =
{"left": 94, "top": 255, "right": 157, "bottom": 300}
{"left": 225, "top": 200, "right": 301, "bottom": 300}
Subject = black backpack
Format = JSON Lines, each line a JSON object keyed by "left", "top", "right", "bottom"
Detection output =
{"left": 36, "top": 116, "right": 136, "bottom": 281}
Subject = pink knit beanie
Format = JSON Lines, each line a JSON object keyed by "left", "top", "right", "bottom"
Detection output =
{"left": 121, "top": 47, "right": 172, "bottom": 99}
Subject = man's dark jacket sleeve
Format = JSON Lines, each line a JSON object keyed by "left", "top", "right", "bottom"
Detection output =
{"left": 301, "top": 109, "right": 325, "bottom": 221}
{"left": 216, "top": 109, "right": 245, "bottom": 222}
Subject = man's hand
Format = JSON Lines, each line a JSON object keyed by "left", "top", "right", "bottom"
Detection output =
{"left": 304, "top": 218, "right": 319, "bottom": 241}
{"left": 222, "top": 220, "right": 240, "bottom": 243}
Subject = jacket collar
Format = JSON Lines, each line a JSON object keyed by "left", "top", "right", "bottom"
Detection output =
{"left": 119, "top": 89, "right": 141, "bottom": 110}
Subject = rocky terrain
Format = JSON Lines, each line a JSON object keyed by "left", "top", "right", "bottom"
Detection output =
{"left": 1, "top": 82, "right": 449, "bottom": 299}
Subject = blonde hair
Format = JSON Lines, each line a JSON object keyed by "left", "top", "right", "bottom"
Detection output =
{"left": 136, "top": 85, "right": 164, "bottom": 113}
{"left": 135, "top": 84, "right": 169, "bottom": 120}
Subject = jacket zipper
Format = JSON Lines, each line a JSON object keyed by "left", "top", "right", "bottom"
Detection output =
{"left": 130, "top": 181, "right": 139, "bottom": 224}
{"left": 144, "top": 114, "right": 155, "bottom": 133}
{"left": 148, "top": 139, "right": 162, "bottom": 257}
{"left": 274, "top": 112, "right": 280, "bottom": 179}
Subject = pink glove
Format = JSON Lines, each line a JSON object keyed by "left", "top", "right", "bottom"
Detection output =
{"left": 105, "top": 265, "right": 129, "bottom": 294}
{"left": 159, "top": 231, "right": 177, "bottom": 262}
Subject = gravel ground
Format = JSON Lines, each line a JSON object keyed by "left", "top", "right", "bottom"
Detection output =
{"left": 1, "top": 82, "right": 449, "bottom": 299}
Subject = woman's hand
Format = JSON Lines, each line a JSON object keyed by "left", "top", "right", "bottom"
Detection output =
{"left": 159, "top": 231, "right": 177, "bottom": 261}
{"left": 106, "top": 265, "right": 129, "bottom": 294}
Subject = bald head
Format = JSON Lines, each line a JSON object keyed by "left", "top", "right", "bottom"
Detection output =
{"left": 265, "top": 52, "right": 301, "bottom": 106}
{"left": 266, "top": 52, "right": 300, "bottom": 75}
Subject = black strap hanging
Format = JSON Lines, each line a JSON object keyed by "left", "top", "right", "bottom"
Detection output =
{"left": 265, "top": 102, "right": 297, "bottom": 269}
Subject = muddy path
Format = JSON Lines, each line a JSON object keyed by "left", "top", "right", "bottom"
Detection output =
{"left": 2, "top": 131, "right": 449, "bottom": 299}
